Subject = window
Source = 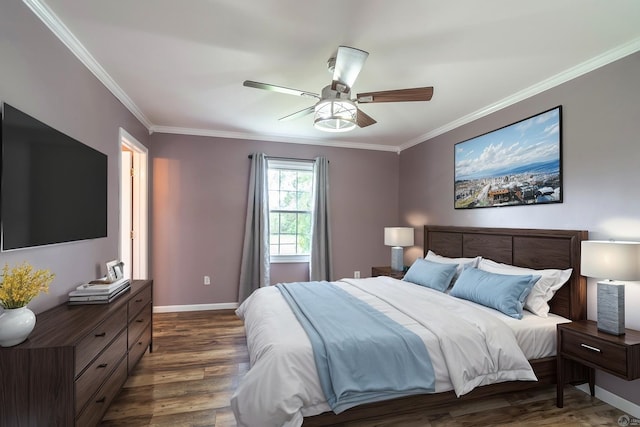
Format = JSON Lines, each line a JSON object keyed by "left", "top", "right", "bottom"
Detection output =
{"left": 267, "top": 159, "right": 313, "bottom": 263}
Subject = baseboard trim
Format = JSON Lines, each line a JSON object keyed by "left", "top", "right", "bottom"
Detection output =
{"left": 574, "top": 384, "right": 640, "bottom": 418}
{"left": 153, "top": 303, "right": 239, "bottom": 313}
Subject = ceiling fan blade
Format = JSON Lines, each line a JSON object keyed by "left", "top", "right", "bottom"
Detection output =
{"left": 332, "top": 46, "right": 369, "bottom": 91}
{"left": 279, "top": 106, "right": 315, "bottom": 122}
{"left": 357, "top": 87, "right": 434, "bottom": 103}
{"left": 243, "top": 80, "right": 320, "bottom": 99}
{"left": 356, "top": 108, "right": 377, "bottom": 128}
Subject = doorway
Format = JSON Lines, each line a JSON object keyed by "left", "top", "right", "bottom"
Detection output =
{"left": 119, "top": 128, "right": 149, "bottom": 280}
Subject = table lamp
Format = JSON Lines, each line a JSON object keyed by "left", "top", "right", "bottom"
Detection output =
{"left": 384, "top": 227, "right": 414, "bottom": 272}
{"left": 581, "top": 240, "right": 640, "bottom": 335}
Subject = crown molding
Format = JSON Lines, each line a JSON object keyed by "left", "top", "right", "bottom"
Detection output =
{"left": 399, "top": 37, "right": 640, "bottom": 152}
{"left": 151, "top": 125, "right": 400, "bottom": 152}
{"left": 23, "top": 0, "right": 154, "bottom": 130}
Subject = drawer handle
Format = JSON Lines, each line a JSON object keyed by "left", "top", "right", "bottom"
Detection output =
{"left": 136, "top": 319, "right": 144, "bottom": 323}
{"left": 97, "top": 363, "right": 108, "bottom": 369}
{"left": 580, "top": 343, "right": 601, "bottom": 353}
{"left": 94, "top": 332, "right": 106, "bottom": 338}
{"left": 95, "top": 397, "right": 106, "bottom": 404}
{"left": 135, "top": 298, "right": 143, "bottom": 303}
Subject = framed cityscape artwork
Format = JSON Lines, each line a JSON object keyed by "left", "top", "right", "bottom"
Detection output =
{"left": 454, "top": 105, "right": 562, "bottom": 209}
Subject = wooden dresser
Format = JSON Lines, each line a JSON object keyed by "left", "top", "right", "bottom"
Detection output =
{"left": 0, "top": 279, "right": 153, "bottom": 426}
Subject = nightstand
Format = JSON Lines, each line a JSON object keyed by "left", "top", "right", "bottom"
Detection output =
{"left": 556, "top": 320, "right": 640, "bottom": 407}
{"left": 371, "top": 266, "right": 406, "bottom": 279}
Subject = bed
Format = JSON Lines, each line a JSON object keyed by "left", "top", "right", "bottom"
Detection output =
{"left": 232, "top": 225, "right": 588, "bottom": 426}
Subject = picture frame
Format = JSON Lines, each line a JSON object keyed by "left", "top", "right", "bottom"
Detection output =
{"left": 454, "top": 106, "right": 562, "bottom": 209}
{"left": 105, "top": 259, "right": 124, "bottom": 282}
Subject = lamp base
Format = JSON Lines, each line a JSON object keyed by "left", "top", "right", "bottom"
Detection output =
{"left": 390, "top": 247, "right": 404, "bottom": 272}
{"left": 597, "top": 280, "right": 625, "bottom": 335}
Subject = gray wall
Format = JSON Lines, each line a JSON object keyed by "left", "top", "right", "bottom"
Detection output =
{"left": 0, "top": 0, "right": 149, "bottom": 313}
{"left": 148, "top": 133, "right": 399, "bottom": 306}
{"left": 399, "top": 51, "right": 640, "bottom": 405}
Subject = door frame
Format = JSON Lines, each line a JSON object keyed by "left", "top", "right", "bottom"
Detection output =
{"left": 119, "top": 127, "right": 149, "bottom": 279}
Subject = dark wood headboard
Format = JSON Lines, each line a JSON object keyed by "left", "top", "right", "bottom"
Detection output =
{"left": 424, "top": 225, "right": 588, "bottom": 321}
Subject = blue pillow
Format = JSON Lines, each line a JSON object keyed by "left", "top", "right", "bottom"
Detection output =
{"left": 402, "top": 259, "right": 458, "bottom": 292}
{"left": 449, "top": 267, "right": 539, "bottom": 319}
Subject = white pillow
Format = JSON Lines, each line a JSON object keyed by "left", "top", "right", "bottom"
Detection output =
{"left": 477, "top": 258, "right": 572, "bottom": 317}
{"left": 425, "top": 250, "right": 481, "bottom": 283}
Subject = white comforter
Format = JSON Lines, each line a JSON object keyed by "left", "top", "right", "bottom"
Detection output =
{"left": 231, "top": 277, "right": 537, "bottom": 427}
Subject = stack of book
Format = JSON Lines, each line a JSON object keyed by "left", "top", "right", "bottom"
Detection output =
{"left": 68, "top": 277, "right": 131, "bottom": 305}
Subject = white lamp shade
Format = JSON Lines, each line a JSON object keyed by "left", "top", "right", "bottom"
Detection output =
{"left": 384, "top": 227, "right": 414, "bottom": 247}
{"left": 581, "top": 240, "right": 640, "bottom": 281}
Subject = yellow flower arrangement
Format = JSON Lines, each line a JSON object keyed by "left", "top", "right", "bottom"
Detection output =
{"left": 0, "top": 262, "right": 55, "bottom": 309}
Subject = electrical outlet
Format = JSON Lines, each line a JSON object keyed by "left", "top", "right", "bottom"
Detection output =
{"left": 204, "top": 275, "right": 211, "bottom": 285}
{"left": 354, "top": 271, "right": 360, "bottom": 278}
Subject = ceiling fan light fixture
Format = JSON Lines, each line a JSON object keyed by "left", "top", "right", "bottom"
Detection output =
{"left": 313, "top": 99, "right": 357, "bottom": 132}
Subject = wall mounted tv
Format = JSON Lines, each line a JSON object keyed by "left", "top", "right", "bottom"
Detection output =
{"left": 1, "top": 103, "right": 107, "bottom": 251}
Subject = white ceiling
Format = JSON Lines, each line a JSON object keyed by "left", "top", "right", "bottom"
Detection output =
{"left": 26, "top": 0, "right": 640, "bottom": 151}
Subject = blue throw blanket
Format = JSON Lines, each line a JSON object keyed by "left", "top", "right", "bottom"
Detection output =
{"left": 276, "top": 281, "right": 435, "bottom": 413}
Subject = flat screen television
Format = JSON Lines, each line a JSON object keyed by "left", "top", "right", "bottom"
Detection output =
{"left": 1, "top": 103, "right": 107, "bottom": 251}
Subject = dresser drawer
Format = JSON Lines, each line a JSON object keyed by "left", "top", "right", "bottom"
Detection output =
{"left": 75, "top": 356, "right": 127, "bottom": 427}
{"left": 128, "top": 303, "right": 152, "bottom": 350}
{"left": 128, "top": 285, "right": 152, "bottom": 321}
{"left": 75, "top": 305, "right": 127, "bottom": 376}
{"left": 128, "top": 325, "right": 151, "bottom": 373}
{"left": 75, "top": 330, "right": 127, "bottom": 416}
{"left": 562, "top": 330, "right": 628, "bottom": 377}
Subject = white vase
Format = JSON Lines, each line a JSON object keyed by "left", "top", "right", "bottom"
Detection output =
{"left": 0, "top": 306, "right": 36, "bottom": 347}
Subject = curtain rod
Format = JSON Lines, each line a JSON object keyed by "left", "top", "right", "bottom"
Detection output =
{"left": 247, "top": 154, "right": 327, "bottom": 163}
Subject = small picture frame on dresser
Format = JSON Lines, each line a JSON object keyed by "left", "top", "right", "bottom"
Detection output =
{"left": 106, "top": 260, "right": 124, "bottom": 282}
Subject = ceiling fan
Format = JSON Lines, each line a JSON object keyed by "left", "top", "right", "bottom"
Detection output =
{"left": 243, "top": 46, "right": 434, "bottom": 133}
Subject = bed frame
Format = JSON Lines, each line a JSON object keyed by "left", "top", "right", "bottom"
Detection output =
{"left": 305, "top": 225, "right": 588, "bottom": 426}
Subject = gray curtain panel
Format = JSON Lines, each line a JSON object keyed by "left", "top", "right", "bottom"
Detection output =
{"left": 238, "top": 153, "right": 270, "bottom": 302}
{"left": 309, "top": 156, "right": 333, "bottom": 281}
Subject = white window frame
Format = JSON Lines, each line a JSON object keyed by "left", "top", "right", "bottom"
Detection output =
{"left": 267, "top": 159, "right": 313, "bottom": 264}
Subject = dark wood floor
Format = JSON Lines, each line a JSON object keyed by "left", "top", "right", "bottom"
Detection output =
{"left": 101, "top": 310, "right": 628, "bottom": 426}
